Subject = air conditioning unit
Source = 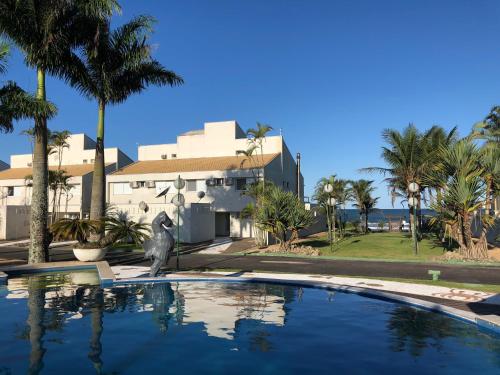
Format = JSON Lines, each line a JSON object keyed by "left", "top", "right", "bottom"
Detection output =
{"left": 130, "top": 181, "right": 139, "bottom": 189}
{"left": 161, "top": 154, "right": 167, "bottom": 160}
{"left": 206, "top": 178, "right": 215, "bottom": 187}
{"left": 224, "top": 177, "right": 233, "bottom": 186}
{"left": 146, "top": 181, "right": 156, "bottom": 188}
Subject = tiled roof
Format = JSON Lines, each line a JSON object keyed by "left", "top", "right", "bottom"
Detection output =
{"left": 0, "top": 164, "right": 100, "bottom": 180}
{"left": 111, "top": 153, "right": 280, "bottom": 176}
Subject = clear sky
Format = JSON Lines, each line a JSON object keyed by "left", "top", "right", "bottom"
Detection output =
{"left": 1, "top": 0, "right": 499, "bottom": 208}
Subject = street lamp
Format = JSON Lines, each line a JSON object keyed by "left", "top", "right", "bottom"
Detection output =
{"left": 408, "top": 181, "right": 419, "bottom": 255}
{"left": 324, "top": 184, "right": 334, "bottom": 250}
{"left": 172, "top": 175, "right": 185, "bottom": 270}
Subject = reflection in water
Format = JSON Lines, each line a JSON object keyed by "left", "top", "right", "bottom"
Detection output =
{"left": 387, "top": 306, "right": 500, "bottom": 364}
{"left": 27, "top": 277, "right": 46, "bottom": 375}
{"left": 2, "top": 273, "right": 500, "bottom": 374}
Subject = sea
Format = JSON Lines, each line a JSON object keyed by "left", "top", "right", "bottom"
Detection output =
{"left": 339, "top": 208, "right": 435, "bottom": 223}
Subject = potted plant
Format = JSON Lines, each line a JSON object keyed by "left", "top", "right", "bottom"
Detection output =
{"left": 51, "top": 218, "right": 108, "bottom": 262}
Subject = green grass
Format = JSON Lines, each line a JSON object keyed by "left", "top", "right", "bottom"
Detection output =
{"left": 300, "top": 232, "right": 446, "bottom": 261}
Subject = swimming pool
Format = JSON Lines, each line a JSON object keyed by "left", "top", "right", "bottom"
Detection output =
{"left": 1, "top": 272, "right": 499, "bottom": 374}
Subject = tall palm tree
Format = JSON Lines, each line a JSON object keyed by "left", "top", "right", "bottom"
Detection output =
{"left": 0, "top": 0, "right": 117, "bottom": 263}
{"left": 66, "top": 15, "right": 183, "bottom": 238}
{"left": 350, "top": 179, "right": 378, "bottom": 234}
{"left": 50, "top": 130, "right": 71, "bottom": 170}
{"left": 362, "top": 124, "right": 456, "bottom": 233}
{"left": 247, "top": 122, "right": 273, "bottom": 194}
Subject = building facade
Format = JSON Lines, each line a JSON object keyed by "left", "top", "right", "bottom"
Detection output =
{"left": 0, "top": 134, "right": 133, "bottom": 240}
{"left": 108, "top": 121, "right": 304, "bottom": 242}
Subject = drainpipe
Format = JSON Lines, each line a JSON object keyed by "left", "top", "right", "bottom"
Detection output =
{"left": 296, "top": 152, "right": 301, "bottom": 199}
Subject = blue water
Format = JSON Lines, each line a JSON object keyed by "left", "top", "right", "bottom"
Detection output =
{"left": 341, "top": 208, "right": 435, "bottom": 223}
{"left": 1, "top": 272, "right": 499, "bottom": 374}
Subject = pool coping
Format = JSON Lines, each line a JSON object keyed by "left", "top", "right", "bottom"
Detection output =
{"left": 1, "top": 261, "right": 499, "bottom": 334}
{"left": 0, "top": 261, "right": 115, "bottom": 286}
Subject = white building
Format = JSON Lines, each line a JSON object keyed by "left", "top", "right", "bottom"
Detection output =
{"left": 0, "top": 133, "right": 133, "bottom": 240}
{"left": 108, "top": 121, "right": 303, "bottom": 242}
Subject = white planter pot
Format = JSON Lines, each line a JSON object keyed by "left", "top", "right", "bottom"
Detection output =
{"left": 73, "top": 247, "right": 108, "bottom": 262}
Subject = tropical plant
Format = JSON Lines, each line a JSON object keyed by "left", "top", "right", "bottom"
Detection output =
{"left": 51, "top": 217, "right": 101, "bottom": 245}
{"left": 313, "top": 175, "right": 351, "bottom": 242}
{"left": 0, "top": 0, "right": 117, "bottom": 263}
{"left": 350, "top": 179, "right": 379, "bottom": 233}
{"left": 362, "top": 124, "right": 457, "bottom": 234}
{"left": 472, "top": 106, "right": 500, "bottom": 146}
{"left": 254, "top": 185, "right": 314, "bottom": 251}
{"left": 101, "top": 212, "right": 151, "bottom": 246}
{"left": 65, "top": 15, "right": 183, "bottom": 239}
{"left": 50, "top": 130, "right": 71, "bottom": 170}
{"left": 246, "top": 122, "right": 273, "bottom": 194}
{"left": 428, "top": 139, "right": 494, "bottom": 259}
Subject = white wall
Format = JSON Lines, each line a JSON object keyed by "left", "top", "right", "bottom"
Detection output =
{"left": 0, "top": 205, "right": 30, "bottom": 240}
{"left": 138, "top": 121, "right": 284, "bottom": 161}
{"left": 10, "top": 133, "right": 132, "bottom": 168}
{"left": 110, "top": 202, "right": 214, "bottom": 243}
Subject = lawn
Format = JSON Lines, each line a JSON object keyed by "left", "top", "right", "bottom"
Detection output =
{"left": 300, "top": 232, "right": 448, "bottom": 262}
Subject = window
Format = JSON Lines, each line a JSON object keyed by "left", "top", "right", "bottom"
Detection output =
{"left": 214, "top": 178, "right": 224, "bottom": 186}
{"left": 113, "top": 182, "right": 132, "bottom": 195}
{"left": 186, "top": 179, "right": 197, "bottom": 192}
{"left": 236, "top": 178, "right": 247, "bottom": 191}
{"left": 7, "top": 186, "right": 22, "bottom": 197}
{"left": 83, "top": 159, "right": 88, "bottom": 164}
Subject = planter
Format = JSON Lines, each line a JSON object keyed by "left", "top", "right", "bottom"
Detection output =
{"left": 73, "top": 247, "right": 108, "bottom": 262}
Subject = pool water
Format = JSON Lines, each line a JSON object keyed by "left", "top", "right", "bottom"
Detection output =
{"left": 0, "top": 273, "right": 499, "bottom": 374}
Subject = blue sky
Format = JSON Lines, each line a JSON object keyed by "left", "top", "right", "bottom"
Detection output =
{"left": 1, "top": 0, "right": 499, "bottom": 208}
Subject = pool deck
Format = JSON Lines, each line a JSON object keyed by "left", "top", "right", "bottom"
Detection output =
{"left": 1, "top": 260, "right": 499, "bottom": 333}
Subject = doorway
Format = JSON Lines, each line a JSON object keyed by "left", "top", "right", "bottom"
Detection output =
{"left": 215, "top": 212, "right": 230, "bottom": 237}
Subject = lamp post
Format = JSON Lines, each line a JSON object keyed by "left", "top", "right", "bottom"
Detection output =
{"left": 173, "top": 175, "right": 185, "bottom": 270}
{"left": 324, "top": 183, "right": 334, "bottom": 251}
{"left": 408, "top": 182, "right": 419, "bottom": 255}
{"left": 328, "top": 197, "right": 337, "bottom": 242}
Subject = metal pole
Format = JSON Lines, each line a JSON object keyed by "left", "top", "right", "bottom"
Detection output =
{"left": 176, "top": 188, "right": 180, "bottom": 270}
{"left": 412, "top": 198, "right": 418, "bottom": 256}
{"left": 332, "top": 205, "right": 336, "bottom": 243}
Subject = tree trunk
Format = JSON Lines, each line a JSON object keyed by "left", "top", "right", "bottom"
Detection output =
{"left": 88, "top": 289, "right": 104, "bottom": 373}
{"left": 90, "top": 100, "right": 106, "bottom": 241}
{"left": 364, "top": 211, "right": 368, "bottom": 234}
{"left": 29, "top": 68, "right": 49, "bottom": 264}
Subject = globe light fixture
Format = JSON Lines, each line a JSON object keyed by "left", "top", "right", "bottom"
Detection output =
{"left": 407, "top": 197, "right": 418, "bottom": 207}
{"left": 328, "top": 197, "right": 337, "bottom": 206}
{"left": 408, "top": 182, "right": 419, "bottom": 193}
{"left": 324, "top": 183, "right": 333, "bottom": 193}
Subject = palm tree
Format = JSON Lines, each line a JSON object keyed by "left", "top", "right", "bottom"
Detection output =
{"left": 50, "top": 130, "right": 71, "bottom": 171}
{"left": 429, "top": 139, "right": 494, "bottom": 259}
{"left": 247, "top": 122, "right": 273, "bottom": 194}
{"left": 0, "top": 0, "right": 117, "bottom": 263}
{"left": 65, "top": 15, "right": 183, "bottom": 239}
{"left": 350, "top": 179, "right": 378, "bottom": 233}
{"left": 362, "top": 124, "right": 456, "bottom": 234}
{"left": 313, "top": 175, "right": 336, "bottom": 242}
{"left": 472, "top": 106, "right": 500, "bottom": 146}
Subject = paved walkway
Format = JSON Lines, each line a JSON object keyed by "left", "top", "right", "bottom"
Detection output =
{"left": 2, "top": 244, "right": 500, "bottom": 285}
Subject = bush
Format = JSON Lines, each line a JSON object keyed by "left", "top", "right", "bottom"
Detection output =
{"left": 254, "top": 185, "right": 314, "bottom": 251}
